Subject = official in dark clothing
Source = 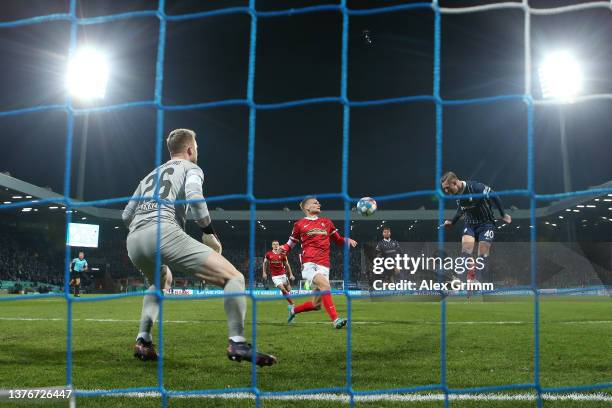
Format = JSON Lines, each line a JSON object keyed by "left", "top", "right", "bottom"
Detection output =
{"left": 375, "top": 226, "right": 402, "bottom": 283}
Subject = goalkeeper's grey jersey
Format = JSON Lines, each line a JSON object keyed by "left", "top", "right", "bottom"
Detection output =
{"left": 123, "top": 159, "right": 210, "bottom": 233}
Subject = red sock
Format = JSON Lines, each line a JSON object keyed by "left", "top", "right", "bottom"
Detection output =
{"left": 294, "top": 301, "right": 316, "bottom": 314}
{"left": 321, "top": 293, "right": 338, "bottom": 321}
{"left": 279, "top": 289, "right": 293, "bottom": 304}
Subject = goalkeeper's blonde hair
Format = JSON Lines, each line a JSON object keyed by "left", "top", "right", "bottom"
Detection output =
{"left": 167, "top": 128, "right": 196, "bottom": 155}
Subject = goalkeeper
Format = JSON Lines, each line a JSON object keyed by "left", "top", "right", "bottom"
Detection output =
{"left": 122, "top": 128, "right": 276, "bottom": 366}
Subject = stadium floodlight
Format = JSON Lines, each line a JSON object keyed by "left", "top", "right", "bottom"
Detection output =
{"left": 66, "top": 48, "right": 109, "bottom": 100}
{"left": 538, "top": 51, "right": 583, "bottom": 102}
{"left": 539, "top": 51, "right": 582, "bottom": 197}
{"left": 67, "top": 47, "right": 109, "bottom": 199}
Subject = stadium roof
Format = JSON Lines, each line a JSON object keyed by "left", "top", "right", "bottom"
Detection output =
{"left": 2, "top": 172, "right": 611, "bottom": 222}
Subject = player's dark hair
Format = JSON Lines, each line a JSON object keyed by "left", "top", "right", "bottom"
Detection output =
{"left": 440, "top": 171, "right": 458, "bottom": 185}
{"left": 382, "top": 226, "right": 391, "bottom": 232}
{"left": 167, "top": 128, "right": 196, "bottom": 154}
{"left": 299, "top": 196, "right": 316, "bottom": 211}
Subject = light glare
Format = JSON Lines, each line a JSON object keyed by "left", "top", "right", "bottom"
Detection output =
{"left": 539, "top": 51, "right": 583, "bottom": 101}
{"left": 67, "top": 48, "right": 109, "bottom": 99}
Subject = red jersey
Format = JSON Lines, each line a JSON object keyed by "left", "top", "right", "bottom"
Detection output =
{"left": 281, "top": 216, "right": 346, "bottom": 268}
{"left": 265, "top": 251, "right": 287, "bottom": 276}
{"left": 467, "top": 269, "right": 476, "bottom": 281}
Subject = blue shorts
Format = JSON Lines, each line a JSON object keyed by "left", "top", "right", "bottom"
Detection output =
{"left": 462, "top": 223, "right": 495, "bottom": 243}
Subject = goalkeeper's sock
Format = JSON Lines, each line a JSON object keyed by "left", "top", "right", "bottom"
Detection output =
{"left": 321, "top": 293, "right": 338, "bottom": 322}
{"left": 294, "top": 301, "right": 316, "bottom": 314}
{"left": 137, "top": 285, "right": 159, "bottom": 343}
{"left": 224, "top": 276, "right": 246, "bottom": 340}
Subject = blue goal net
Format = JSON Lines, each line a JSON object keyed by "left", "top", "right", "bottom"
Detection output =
{"left": 0, "top": 1, "right": 611, "bottom": 407}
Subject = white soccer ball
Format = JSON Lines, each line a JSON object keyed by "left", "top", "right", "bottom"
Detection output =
{"left": 356, "top": 197, "right": 377, "bottom": 216}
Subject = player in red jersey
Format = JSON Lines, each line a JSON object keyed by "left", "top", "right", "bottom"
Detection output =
{"left": 279, "top": 197, "right": 357, "bottom": 329}
{"left": 262, "top": 240, "right": 295, "bottom": 307}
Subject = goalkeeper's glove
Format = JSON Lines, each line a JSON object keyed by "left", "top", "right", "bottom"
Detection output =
{"left": 201, "top": 224, "right": 222, "bottom": 254}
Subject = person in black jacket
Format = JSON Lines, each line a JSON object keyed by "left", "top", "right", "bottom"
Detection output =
{"left": 375, "top": 226, "right": 402, "bottom": 283}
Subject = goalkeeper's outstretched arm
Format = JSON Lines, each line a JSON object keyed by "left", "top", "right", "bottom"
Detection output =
{"left": 185, "top": 168, "right": 221, "bottom": 253}
{"left": 122, "top": 183, "right": 142, "bottom": 227}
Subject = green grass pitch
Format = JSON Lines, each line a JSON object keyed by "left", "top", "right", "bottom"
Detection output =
{"left": 0, "top": 294, "right": 610, "bottom": 407}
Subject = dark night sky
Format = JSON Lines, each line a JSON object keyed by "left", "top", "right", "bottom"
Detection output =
{"left": 0, "top": 0, "right": 611, "bottom": 212}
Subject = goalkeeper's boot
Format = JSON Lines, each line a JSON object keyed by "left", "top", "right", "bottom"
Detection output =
{"left": 287, "top": 305, "right": 296, "bottom": 324}
{"left": 134, "top": 337, "right": 158, "bottom": 361}
{"left": 333, "top": 317, "right": 348, "bottom": 329}
{"left": 227, "top": 339, "right": 277, "bottom": 367}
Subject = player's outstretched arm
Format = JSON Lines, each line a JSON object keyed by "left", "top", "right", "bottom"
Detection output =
{"left": 490, "top": 193, "right": 511, "bottom": 224}
{"left": 122, "top": 183, "right": 142, "bottom": 227}
{"left": 482, "top": 183, "right": 511, "bottom": 223}
{"left": 186, "top": 167, "right": 211, "bottom": 228}
{"left": 285, "top": 260, "right": 294, "bottom": 280}
{"left": 280, "top": 223, "right": 300, "bottom": 254}
{"left": 185, "top": 167, "right": 222, "bottom": 254}
{"left": 262, "top": 258, "right": 268, "bottom": 280}
{"left": 329, "top": 222, "right": 358, "bottom": 248}
{"left": 201, "top": 226, "right": 222, "bottom": 254}
{"left": 450, "top": 207, "right": 464, "bottom": 226}
{"left": 440, "top": 219, "right": 453, "bottom": 229}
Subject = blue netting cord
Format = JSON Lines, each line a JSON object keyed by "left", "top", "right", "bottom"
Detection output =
{"left": 339, "top": 0, "right": 355, "bottom": 406}
{"left": 526, "top": 96, "right": 542, "bottom": 407}
{"left": 152, "top": 0, "right": 169, "bottom": 406}
{"left": 63, "top": 0, "right": 78, "bottom": 391}
{"left": 432, "top": 2, "right": 449, "bottom": 407}
{"left": 246, "top": 1, "right": 260, "bottom": 406}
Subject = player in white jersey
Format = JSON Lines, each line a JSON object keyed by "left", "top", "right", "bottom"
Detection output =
{"left": 123, "top": 128, "right": 276, "bottom": 366}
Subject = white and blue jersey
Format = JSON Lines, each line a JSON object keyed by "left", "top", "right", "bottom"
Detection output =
{"left": 451, "top": 180, "right": 506, "bottom": 242}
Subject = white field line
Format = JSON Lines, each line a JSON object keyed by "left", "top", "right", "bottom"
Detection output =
{"left": 0, "top": 317, "right": 611, "bottom": 325}
{"left": 6, "top": 390, "right": 607, "bottom": 402}
{"left": 1, "top": 387, "right": 610, "bottom": 402}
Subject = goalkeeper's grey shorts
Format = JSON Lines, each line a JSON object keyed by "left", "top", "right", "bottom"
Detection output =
{"left": 127, "top": 223, "right": 213, "bottom": 284}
